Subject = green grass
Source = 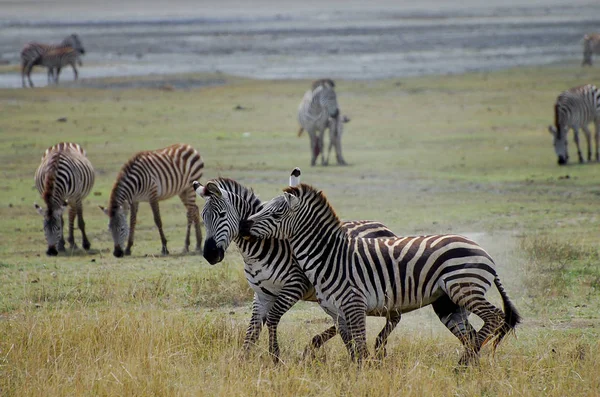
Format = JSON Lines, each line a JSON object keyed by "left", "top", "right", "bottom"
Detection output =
{"left": 1, "top": 65, "right": 600, "bottom": 396}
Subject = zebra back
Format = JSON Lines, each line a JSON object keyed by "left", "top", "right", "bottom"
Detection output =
{"left": 108, "top": 144, "right": 204, "bottom": 215}
{"left": 35, "top": 142, "right": 94, "bottom": 211}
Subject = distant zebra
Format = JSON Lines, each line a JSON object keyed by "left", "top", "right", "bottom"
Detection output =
{"left": 297, "top": 79, "right": 340, "bottom": 166}
{"left": 21, "top": 34, "right": 85, "bottom": 88}
{"left": 241, "top": 184, "right": 521, "bottom": 365}
{"left": 548, "top": 84, "right": 600, "bottom": 165}
{"left": 193, "top": 169, "right": 396, "bottom": 363}
{"left": 100, "top": 144, "right": 204, "bottom": 258}
{"left": 34, "top": 142, "right": 95, "bottom": 256}
{"left": 582, "top": 33, "right": 600, "bottom": 66}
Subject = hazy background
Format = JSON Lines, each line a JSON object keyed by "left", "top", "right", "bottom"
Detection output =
{"left": 1, "top": 0, "right": 598, "bottom": 87}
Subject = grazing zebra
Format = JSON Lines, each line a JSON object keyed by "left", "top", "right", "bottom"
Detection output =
{"left": 192, "top": 169, "right": 396, "bottom": 363}
{"left": 100, "top": 144, "right": 204, "bottom": 258}
{"left": 582, "top": 33, "right": 600, "bottom": 66}
{"left": 34, "top": 142, "right": 95, "bottom": 256}
{"left": 297, "top": 79, "right": 340, "bottom": 166}
{"left": 548, "top": 84, "right": 600, "bottom": 165}
{"left": 21, "top": 34, "right": 85, "bottom": 88}
{"left": 240, "top": 184, "right": 521, "bottom": 365}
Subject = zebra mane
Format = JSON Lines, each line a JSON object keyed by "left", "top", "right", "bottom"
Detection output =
{"left": 42, "top": 151, "right": 62, "bottom": 213}
{"left": 108, "top": 152, "right": 147, "bottom": 216}
{"left": 209, "top": 177, "right": 262, "bottom": 211}
{"left": 283, "top": 183, "right": 341, "bottom": 226}
{"left": 312, "top": 78, "right": 335, "bottom": 90}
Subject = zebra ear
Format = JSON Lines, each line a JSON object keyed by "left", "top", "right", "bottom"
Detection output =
{"left": 99, "top": 205, "right": 110, "bottom": 216}
{"left": 205, "top": 181, "right": 223, "bottom": 198}
{"left": 192, "top": 181, "right": 206, "bottom": 198}
{"left": 289, "top": 167, "right": 301, "bottom": 187}
{"left": 283, "top": 192, "right": 299, "bottom": 208}
{"left": 34, "top": 203, "right": 45, "bottom": 216}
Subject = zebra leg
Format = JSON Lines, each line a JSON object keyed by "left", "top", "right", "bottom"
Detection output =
{"left": 125, "top": 202, "right": 139, "bottom": 256}
{"left": 265, "top": 293, "right": 300, "bottom": 363}
{"left": 67, "top": 204, "right": 78, "bottom": 249}
{"left": 374, "top": 312, "right": 402, "bottom": 360}
{"left": 318, "top": 130, "right": 328, "bottom": 166}
{"left": 446, "top": 285, "right": 504, "bottom": 366}
{"left": 595, "top": 122, "right": 600, "bottom": 161}
{"left": 303, "top": 325, "right": 337, "bottom": 360}
{"left": 572, "top": 127, "right": 584, "bottom": 163}
{"left": 149, "top": 199, "right": 169, "bottom": 255}
{"left": 71, "top": 62, "right": 78, "bottom": 81}
{"left": 339, "top": 299, "right": 369, "bottom": 362}
{"left": 25, "top": 63, "right": 35, "bottom": 88}
{"left": 308, "top": 131, "right": 318, "bottom": 166}
{"left": 242, "top": 295, "right": 268, "bottom": 357}
{"left": 334, "top": 132, "right": 347, "bottom": 165}
{"left": 179, "top": 188, "right": 202, "bottom": 252}
{"left": 582, "top": 125, "right": 592, "bottom": 161}
{"left": 21, "top": 62, "right": 27, "bottom": 88}
{"left": 58, "top": 214, "right": 66, "bottom": 251}
{"left": 76, "top": 201, "right": 91, "bottom": 250}
{"left": 431, "top": 294, "right": 477, "bottom": 364}
{"left": 47, "top": 68, "right": 53, "bottom": 85}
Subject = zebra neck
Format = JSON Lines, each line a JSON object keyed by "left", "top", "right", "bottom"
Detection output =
{"left": 108, "top": 181, "right": 135, "bottom": 212}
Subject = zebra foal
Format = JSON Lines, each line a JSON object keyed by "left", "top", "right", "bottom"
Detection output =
{"left": 241, "top": 184, "right": 521, "bottom": 365}
{"left": 100, "top": 144, "right": 204, "bottom": 257}
{"left": 34, "top": 142, "right": 95, "bottom": 256}
{"left": 582, "top": 33, "right": 600, "bottom": 66}
{"left": 548, "top": 84, "right": 600, "bottom": 165}
{"left": 21, "top": 34, "right": 85, "bottom": 88}
{"left": 192, "top": 168, "right": 396, "bottom": 363}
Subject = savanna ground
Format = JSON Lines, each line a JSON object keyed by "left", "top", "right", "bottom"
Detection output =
{"left": 1, "top": 64, "right": 600, "bottom": 396}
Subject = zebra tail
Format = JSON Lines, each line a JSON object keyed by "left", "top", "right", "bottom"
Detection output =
{"left": 298, "top": 127, "right": 304, "bottom": 137}
{"left": 491, "top": 276, "right": 522, "bottom": 351}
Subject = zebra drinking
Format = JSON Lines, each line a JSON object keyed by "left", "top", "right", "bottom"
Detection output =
{"left": 21, "top": 34, "right": 85, "bottom": 88}
{"left": 548, "top": 84, "right": 600, "bottom": 165}
{"left": 297, "top": 79, "right": 342, "bottom": 166}
{"left": 582, "top": 33, "right": 600, "bottom": 66}
{"left": 192, "top": 169, "right": 396, "bottom": 363}
{"left": 240, "top": 184, "right": 521, "bottom": 365}
{"left": 34, "top": 142, "right": 95, "bottom": 256}
{"left": 101, "top": 144, "right": 204, "bottom": 258}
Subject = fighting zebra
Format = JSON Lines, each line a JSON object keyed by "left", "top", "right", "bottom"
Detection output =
{"left": 21, "top": 34, "right": 85, "bottom": 88}
{"left": 100, "top": 144, "right": 204, "bottom": 258}
{"left": 582, "top": 33, "right": 600, "bottom": 66}
{"left": 192, "top": 168, "right": 396, "bottom": 363}
{"left": 34, "top": 142, "right": 95, "bottom": 256}
{"left": 241, "top": 184, "right": 521, "bottom": 365}
{"left": 548, "top": 84, "right": 600, "bottom": 165}
{"left": 297, "top": 79, "right": 341, "bottom": 166}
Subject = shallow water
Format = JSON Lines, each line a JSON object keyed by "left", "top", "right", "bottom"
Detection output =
{"left": 1, "top": 0, "right": 598, "bottom": 88}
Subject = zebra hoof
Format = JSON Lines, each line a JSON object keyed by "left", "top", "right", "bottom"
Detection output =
{"left": 83, "top": 241, "right": 91, "bottom": 250}
{"left": 161, "top": 247, "right": 170, "bottom": 256}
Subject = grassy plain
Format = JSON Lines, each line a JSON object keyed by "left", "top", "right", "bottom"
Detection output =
{"left": 1, "top": 65, "right": 600, "bottom": 396}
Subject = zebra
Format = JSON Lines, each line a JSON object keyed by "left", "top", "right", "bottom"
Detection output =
{"left": 547, "top": 84, "right": 600, "bottom": 165}
{"left": 21, "top": 34, "right": 85, "bottom": 88}
{"left": 100, "top": 143, "right": 204, "bottom": 258}
{"left": 34, "top": 142, "right": 95, "bottom": 256}
{"left": 192, "top": 168, "right": 397, "bottom": 363}
{"left": 582, "top": 33, "right": 600, "bottom": 66}
{"left": 240, "top": 184, "right": 522, "bottom": 365}
{"left": 297, "top": 79, "right": 341, "bottom": 166}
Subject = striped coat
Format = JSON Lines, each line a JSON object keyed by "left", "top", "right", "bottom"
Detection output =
{"left": 582, "top": 33, "right": 600, "bottom": 66}
{"left": 194, "top": 174, "right": 397, "bottom": 363}
{"left": 102, "top": 144, "right": 204, "bottom": 257}
{"left": 241, "top": 184, "right": 521, "bottom": 364}
{"left": 548, "top": 84, "right": 600, "bottom": 165}
{"left": 34, "top": 142, "right": 95, "bottom": 256}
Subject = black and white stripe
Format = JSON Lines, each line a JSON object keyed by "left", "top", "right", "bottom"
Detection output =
{"left": 20, "top": 34, "right": 85, "bottom": 88}
{"left": 34, "top": 142, "right": 95, "bottom": 256}
{"left": 582, "top": 33, "right": 600, "bottom": 66}
{"left": 548, "top": 84, "right": 600, "bottom": 165}
{"left": 241, "top": 184, "right": 521, "bottom": 365}
{"left": 101, "top": 144, "right": 204, "bottom": 258}
{"left": 193, "top": 172, "right": 396, "bottom": 363}
{"left": 297, "top": 79, "right": 340, "bottom": 166}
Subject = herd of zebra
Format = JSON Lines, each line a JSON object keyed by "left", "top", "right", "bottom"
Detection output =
{"left": 35, "top": 139, "right": 521, "bottom": 366}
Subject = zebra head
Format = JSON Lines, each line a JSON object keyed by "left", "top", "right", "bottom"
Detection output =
{"left": 62, "top": 34, "right": 85, "bottom": 55}
{"left": 240, "top": 189, "right": 300, "bottom": 241}
{"left": 34, "top": 202, "right": 67, "bottom": 256}
{"left": 194, "top": 180, "right": 240, "bottom": 265}
{"left": 100, "top": 204, "right": 130, "bottom": 257}
{"left": 548, "top": 125, "right": 569, "bottom": 165}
